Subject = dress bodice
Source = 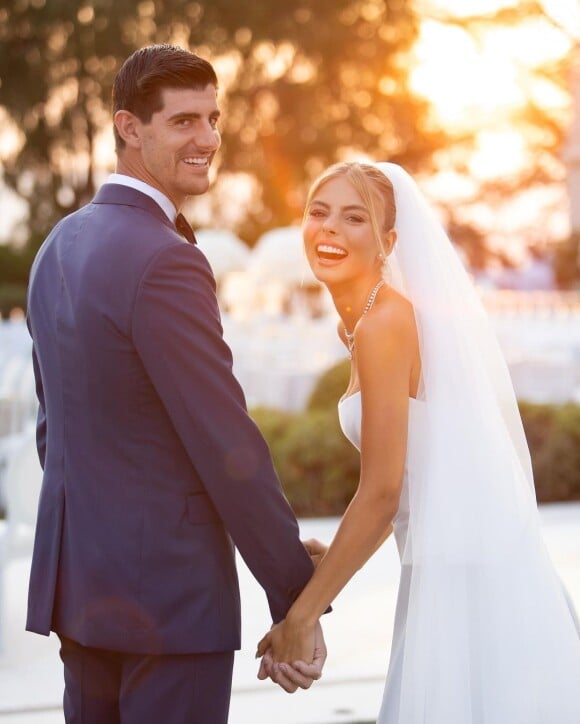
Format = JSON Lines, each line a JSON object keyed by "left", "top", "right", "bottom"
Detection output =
{"left": 338, "top": 390, "right": 424, "bottom": 452}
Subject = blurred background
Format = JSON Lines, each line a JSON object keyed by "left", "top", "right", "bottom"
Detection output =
{"left": 2, "top": 0, "right": 580, "bottom": 472}
{"left": 1, "top": 1, "right": 580, "bottom": 721}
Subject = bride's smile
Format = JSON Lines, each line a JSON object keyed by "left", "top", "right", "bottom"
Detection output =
{"left": 315, "top": 242, "right": 348, "bottom": 261}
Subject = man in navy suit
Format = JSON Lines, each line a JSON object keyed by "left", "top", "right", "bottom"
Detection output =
{"left": 26, "top": 44, "right": 325, "bottom": 723}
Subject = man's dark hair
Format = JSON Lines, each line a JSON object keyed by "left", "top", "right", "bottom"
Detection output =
{"left": 112, "top": 44, "right": 218, "bottom": 151}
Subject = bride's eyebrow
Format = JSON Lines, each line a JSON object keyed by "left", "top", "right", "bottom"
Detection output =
{"left": 310, "top": 200, "right": 368, "bottom": 214}
{"left": 343, "top": 204, "right": 368, "bottom": 213}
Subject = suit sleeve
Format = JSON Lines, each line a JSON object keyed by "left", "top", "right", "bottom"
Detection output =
{"left": 132, "top": 242, "right": 314, "bottom": 622}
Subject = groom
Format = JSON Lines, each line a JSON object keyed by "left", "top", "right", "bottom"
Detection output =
{"left": 26, "top": 44, "right": 324, "bottom": 723}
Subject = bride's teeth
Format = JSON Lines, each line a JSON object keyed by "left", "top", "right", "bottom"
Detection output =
{"left": 183, "top": 157, "right": 207, "bottom": 165}
{"left": 317, "top": 244, "right": 347, "bottom": 257}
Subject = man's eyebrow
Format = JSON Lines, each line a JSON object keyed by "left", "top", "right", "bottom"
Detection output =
{"left": 167, "top": 110, "right": 221, "bottom": 121}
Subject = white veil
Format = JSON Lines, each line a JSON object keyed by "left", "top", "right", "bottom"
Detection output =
{"left": 374, "top": 162, "right": 580, "bottom": 723}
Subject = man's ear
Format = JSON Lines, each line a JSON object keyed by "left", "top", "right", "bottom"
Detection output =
{"left": 114, "top": 110, "right": 143, "bottom": 149}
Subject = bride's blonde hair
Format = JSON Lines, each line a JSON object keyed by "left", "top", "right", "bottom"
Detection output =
{"left": 303, "top": 162, "right": 396, "bottom": 257}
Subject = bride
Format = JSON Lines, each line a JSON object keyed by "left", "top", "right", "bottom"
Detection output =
{"left": 257, "top": 161, "right": 580, "bottom": 722}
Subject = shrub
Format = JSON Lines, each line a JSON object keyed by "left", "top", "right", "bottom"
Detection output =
{"left": 276, "top": 409, "right": 360, "bottom": 516}
{"left": 307, "top": 359, "right": 351, "bottom": 412}
{"left": 250, "top": 376, "right": 580, "bottom": 520}
{"left": 249, "top": 405, "right": 360, "bottom": 517}
{"left": 248, "top": 406, "right": 295, "bottom": 460}
{"left": 0, "top": 284, "right": 27, "bottom": 319}
{"left": 519, "top": 402, "right": 580, "bottom": 502}
{"left": 541, "top": 404, "right": 580, "bottom": 501}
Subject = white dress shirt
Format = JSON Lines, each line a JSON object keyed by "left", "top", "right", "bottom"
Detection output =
{"left": 107, "top": 173, "right": 177, "bottom": 223}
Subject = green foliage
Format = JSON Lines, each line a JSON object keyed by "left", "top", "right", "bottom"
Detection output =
{"left": 0, "top": 233, "right": 44, "bottom": 313}
{"left": 0, "top": 234, "right": 42, "bottom": 284}
{"left": 519, "top": 402, "right": 580, "bottom": 502}
{"left": 276, "top": 409, "right": 360, "bottom": 516}
{"left": 250, "top": 391, "right": 580, "bottom": 519}
{"left": 248, "top": 406, "right": 295, "bottom": 464}
{"left": 250, "top": 405, "right": 359, "bottom": 517}
{"left": 306, "top": 358, "right": 351, "bottom": 411}
{"left": 0, "top": 284, "right": 27, "bottom": 318}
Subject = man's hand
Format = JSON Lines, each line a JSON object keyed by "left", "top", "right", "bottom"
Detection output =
{"left": 257, "top": 620, "right": 326, "bottom": 693}
{"left": 302, "top": 538, "right": 328, "bottom": 568}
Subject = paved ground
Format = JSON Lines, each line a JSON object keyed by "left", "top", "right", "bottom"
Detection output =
{"left": 1, "top": 505, "right": 579, "bottom": 724}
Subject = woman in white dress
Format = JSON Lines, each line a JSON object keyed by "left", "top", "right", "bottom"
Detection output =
{"left": 257, "top": 161, "right": 580, "bottom": 722}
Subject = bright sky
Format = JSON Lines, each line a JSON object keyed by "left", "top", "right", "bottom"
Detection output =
{"left": 408, "top": 0, "right": 579, "bottom": 255}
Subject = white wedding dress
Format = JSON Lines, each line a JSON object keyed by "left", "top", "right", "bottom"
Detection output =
{"left": 338, "top": 389, "right": 580, "bottom": 724}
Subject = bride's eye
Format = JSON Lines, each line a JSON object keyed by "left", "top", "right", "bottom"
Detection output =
{"left": 346, "top": 215, "right": 364, "bottom": 223}
{"left": 308, "top": 208, "right": 325, "bottom": 218}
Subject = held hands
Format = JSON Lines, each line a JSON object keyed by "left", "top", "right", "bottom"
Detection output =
{"left": 257, "top": 614, "right": 315, "bottom": 666}
{"left": 255, "top": 539, "right": 329, "bottom": 693}
{"left": 302, "top": 538, "right": 328, "bottom": 568}
{"left": 256, "top": 619, "right": 326, "bottom": 693}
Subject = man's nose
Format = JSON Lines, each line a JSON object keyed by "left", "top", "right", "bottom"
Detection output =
{"left": 197, "top": 123, "right": 220, "bottom": 151}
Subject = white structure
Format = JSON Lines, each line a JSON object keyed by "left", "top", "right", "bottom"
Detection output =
{"left": 247, "top": 226, "right": 318, "bottom": 285}
{"left": 195, "top": 228, "right": 250, "bottom": 280}
{"left": 0, "top": 424, "right": 42, "bottom": 650}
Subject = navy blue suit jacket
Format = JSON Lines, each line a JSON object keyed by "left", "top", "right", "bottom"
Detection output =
{"left": 26, "top": 184, "right": 314, "bottom": 654}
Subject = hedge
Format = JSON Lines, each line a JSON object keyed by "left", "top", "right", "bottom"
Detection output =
{"left": 519, "top": 402, "right": 580, "bottom": 502}
{"left": 250, "top": 361, "right": 580, "bottom": 517}
{"left": 0, "top": 284, "right": 27, "bottom": 319}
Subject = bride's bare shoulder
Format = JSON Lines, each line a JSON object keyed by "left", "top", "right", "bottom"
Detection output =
{"left": 357, "top": 286, "right": 417, "bottom": 350}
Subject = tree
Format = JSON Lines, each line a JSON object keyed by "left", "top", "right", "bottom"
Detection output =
{"left": 416, "top": 0, "right": 576, "bottom": 275}
{"left": 0, "top": 0, "right": 140, "bottom": 236}
{"left": 0, "top": 0, "right": 442, "bottom": 248}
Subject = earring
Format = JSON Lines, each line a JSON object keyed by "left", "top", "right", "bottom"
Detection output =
{"left": 378, "top": 253, "right": 391, "bottom": 283}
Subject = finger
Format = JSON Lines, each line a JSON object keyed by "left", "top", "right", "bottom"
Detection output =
{"left": 278, "top": 662, "right": 315, "bottom": 690}
{"left": 255, "top": 634, "right": 271, "bottom": 658}
{"left": 313, "top": 644, "right": 327, "bottom": 668}
{"left": 302, "top": 538, "right": 322, "bottom": 553}
{"left": 270, "top": 664, "right": 299, "bottom": 694}
{"left": 258, "top": 649, "right": 275, "bottom": 679}
{"left": 292, "top": 659, "right": 323, "bottom": 681}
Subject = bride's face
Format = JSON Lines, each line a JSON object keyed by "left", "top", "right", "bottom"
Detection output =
{"left": 303, "top": 175, "right": 384, "bottom": 286}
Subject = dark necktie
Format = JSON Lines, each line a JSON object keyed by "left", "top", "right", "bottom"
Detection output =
{"left": 175, "top": 213, "right": 197, "bottom": 245}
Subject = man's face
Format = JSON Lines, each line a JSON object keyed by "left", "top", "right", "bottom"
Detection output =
{"left": 136, "top": 85, "right": 221, "bottom": 208}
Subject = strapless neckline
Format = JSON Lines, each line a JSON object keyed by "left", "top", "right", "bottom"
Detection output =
{"left": 339, "top": 390, "right": 422, "bottom": 406}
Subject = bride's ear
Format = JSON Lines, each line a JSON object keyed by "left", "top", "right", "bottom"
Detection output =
{"left": 382, "top": 228, "right": 397, "bottom": 257}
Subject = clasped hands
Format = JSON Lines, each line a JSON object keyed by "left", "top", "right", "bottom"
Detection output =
{"left": 255, "top": 538, "right": 329, "bottom": 694}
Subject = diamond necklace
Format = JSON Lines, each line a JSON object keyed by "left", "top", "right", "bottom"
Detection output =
{"left": 344, "top": 279, "right": 385, "bottom": 359}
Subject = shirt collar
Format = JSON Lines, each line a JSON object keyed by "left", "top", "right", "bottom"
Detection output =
{"left": 107, "top": 173, "right": 177, "bottom": 223}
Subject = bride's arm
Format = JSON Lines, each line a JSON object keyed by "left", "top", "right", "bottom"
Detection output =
{"left": 257, "top": 297, "right": 418, "bottom": 665}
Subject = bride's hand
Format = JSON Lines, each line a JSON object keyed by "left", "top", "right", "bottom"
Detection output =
{"left": 302, "top": 537, "right": 328, "bottom": 567}
{"left": 256, "top": 616, "right": 315, "bottom": 667}
{"left": 257, "top": 621, "right": 326, "bottom": 693}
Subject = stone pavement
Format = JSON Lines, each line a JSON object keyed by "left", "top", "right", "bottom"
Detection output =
{"left": 1, "top": 506, "right": 579, "bottom": 724}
